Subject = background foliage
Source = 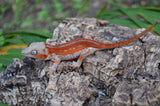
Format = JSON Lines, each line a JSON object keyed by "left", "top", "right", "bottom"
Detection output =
{"left": 0, "top": 0, "right": 160, "bottom": 105}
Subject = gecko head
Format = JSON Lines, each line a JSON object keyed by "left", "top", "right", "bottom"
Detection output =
{"left": 21, "top": 42, "right": 48, "bottom": 60}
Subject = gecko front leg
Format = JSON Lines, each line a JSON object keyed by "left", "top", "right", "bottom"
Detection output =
{"left": 48, "top": 56, "right": 61, "bottom": 76}
{"left": 73, "top": 47, "right": 99, "bottom": 69}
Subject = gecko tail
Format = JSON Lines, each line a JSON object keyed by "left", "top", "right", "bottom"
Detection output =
{"left": 104, "top": 22, "right": 158, "bottom": 48}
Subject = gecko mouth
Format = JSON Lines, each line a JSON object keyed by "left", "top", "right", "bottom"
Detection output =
{"left": 21, "top": 49, "right": 27, "bottom": 55}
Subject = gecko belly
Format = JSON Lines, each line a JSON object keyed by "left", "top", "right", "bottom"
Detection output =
{"left": 57, "top": 47, "right": 98, "bottom": 60}
{"left": 57, "top": 50, "right": 81, "bottom": 60}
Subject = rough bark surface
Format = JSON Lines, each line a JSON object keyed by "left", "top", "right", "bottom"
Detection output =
{"left": 0, "top": 18, "right": 160, "bottom": 106}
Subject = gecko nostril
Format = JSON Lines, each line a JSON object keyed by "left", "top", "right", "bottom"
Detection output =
{"left": 42, "top": 55, "right": 47, "bottom": 59}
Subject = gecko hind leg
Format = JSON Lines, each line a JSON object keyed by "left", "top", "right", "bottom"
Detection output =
{"left": 72, "top": 47, "right": 99, "bottom": 69}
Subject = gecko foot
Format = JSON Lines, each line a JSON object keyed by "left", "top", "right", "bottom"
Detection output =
{"left": 46, "top": 66, "right": 57, "bottom": 77}
{"left": 46, "top": 70, "right": 53, "bottom": 77}
{"left": 72, "top": 61, "right": 83, "bottom": 73}
{"left": 72, "top": 61, "right": 80, "bottom": 69}
{"left": 46, "top": 70, "right": 58, "bottom": 77}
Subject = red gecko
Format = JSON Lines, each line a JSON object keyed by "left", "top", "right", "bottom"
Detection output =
{"left": 21, "top": 22, "right": 158, "bottom": 75}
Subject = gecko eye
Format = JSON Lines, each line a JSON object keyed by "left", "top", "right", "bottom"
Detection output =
{"left": 31, "top": 50, "right": 37, "bottom": 55}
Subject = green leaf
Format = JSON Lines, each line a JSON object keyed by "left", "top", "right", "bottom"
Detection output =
{"left": 0, "top": 66, "right": 5, "bottom": 72}
{"left": 110, "top": 3, "right": 145, "bottom": 28}
{"left": 4, "top": 38, "right": 24, "bottom": 44}
{"left": 21, "top": 35, "right": 46, "bottom": 44}
{"left": 7, "top": 49, "right": 23, "bottom": 55}
{"left": 0, "top": 56, "right": 13, "bottom": 66}
{"left": 0, "top": 35, "right": 4, "bottom": 45}
{"left": 138, "top": 9, "right": 160, "bottom": 21}
{"left": 96, "top": 3, "right": 109, "bottom": 18}
{"left": 97, "top": 9, "right": 123, "bottom": 19}
{"left": 0, "top": 49, "right": 24, "bottom": 66}
{"left": 77, "top": 0, "right": 90, "bottom": 16}
{"left": 97, "top": 3, "right": 160, "bottom": 32}
{"left": 0, "top": 29, "right": 3, "bottom": 34}
{"left": 137, "top": 6, "right": 160, "bottom": 11}
{"left": 0, "top": 63, "right": 5, "bottom": 72}
{"left": 0, "top": 29, "right": 4, "bottom": 45}
{"left": 137, "top": 12, "right": 160, "bottom": 35}
{"left": 2, "top": 30, "right": 52, "bottom": 44}
{"left": 108, "top": 19, "right": 138, "bottom": 28}
{"left": 154, "top": 24, "right": 160, "bottom": 35}
{"left": 2, "top": 30, "right": 52, "bottom": 38}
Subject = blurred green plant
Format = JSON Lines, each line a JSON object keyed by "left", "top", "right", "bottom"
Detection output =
{"left": 96, "top": 2, "right": 160, "bottom": 34}
{"left": 0, "top": 29, "right": 4, "bottom": 45}
{"left": 21, "top": 17, "right": 34, "bottom": 28}
{"left": 77, "top": 0, "right": 90, "bottom": 16}
{"left": 152, "top": 0, "right": 158, "bottom": 5}
{"left": 73, "top": 0, "right": 83, "bottom": 10}
{"left": 2, "top": 0, "right": 25, "bottom": 31}
{"left": 0, "top": 3, "right": 11, "bottom": 19}
{"left": 13, "top": 0, "right": 25, "bottom": 23}
{"left": 52, "top": 0, "right": 69, "bottom": 19}
{"left": 53, "top": 0, "right": 63, "bottom": 13}
{"left": 38, "top": 9, "right": 51, "bottom": 21}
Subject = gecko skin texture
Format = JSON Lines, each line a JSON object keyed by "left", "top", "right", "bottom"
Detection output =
{"left": 21, "top": 22, "right": 158, "bottom": 74}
